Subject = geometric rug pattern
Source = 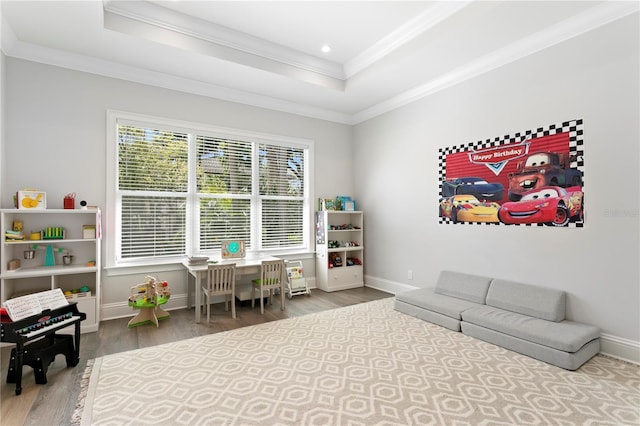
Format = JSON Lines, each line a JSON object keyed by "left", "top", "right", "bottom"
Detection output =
{"left": 76, "top": 299, "right": 640, "bottom": 425}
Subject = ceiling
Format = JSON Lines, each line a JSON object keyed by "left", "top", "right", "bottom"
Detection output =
{"left": 1, "top": 1, "right": 638, "bottom": 124}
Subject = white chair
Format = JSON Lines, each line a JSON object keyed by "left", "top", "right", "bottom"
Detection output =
{"left": 251, "top": 259, "right": 286, "bottom": 314}
{"left": 202, "top": 263, "right": 237, "bottom": 322}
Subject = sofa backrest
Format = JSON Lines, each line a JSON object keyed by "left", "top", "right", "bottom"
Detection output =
{"left": 486, "top": 279, "right": 566, "bottom": 322}
{"left": 434, "top": 270, "right": 492, "bottom": 304}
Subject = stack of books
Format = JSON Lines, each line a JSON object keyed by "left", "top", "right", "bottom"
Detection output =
{"left": 5, "top": 230, "right": 25, "bottom": 241}
{"left": 187, "top": 256, "right": 209, "bottom": 266}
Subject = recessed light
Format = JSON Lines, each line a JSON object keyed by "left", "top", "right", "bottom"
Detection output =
{"left": 321, "top": 44, "right": 331, "bottom": 53}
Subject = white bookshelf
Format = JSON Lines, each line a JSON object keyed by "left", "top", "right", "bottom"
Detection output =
{"left": 1, "top": 209, "right": 101, "bottom": 333}
{"left": 315, "top": 210, "right": 364, "bottom": 292}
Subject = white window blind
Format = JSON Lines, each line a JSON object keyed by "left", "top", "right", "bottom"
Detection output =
{"left": 197, "top": 134, "right": 253, "bottom": 251}
{"left": 111, "top": 113, "right": 312, "bottom": 265}
{"left": 118, "top": 126, "right": 188, "bottom": 260}
{"left": 259, "top": 144, "right": 305, "bottom": 248}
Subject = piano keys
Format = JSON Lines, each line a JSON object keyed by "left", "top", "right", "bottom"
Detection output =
{"left": 1, "top": 302, "right": 86, "bottom": 395}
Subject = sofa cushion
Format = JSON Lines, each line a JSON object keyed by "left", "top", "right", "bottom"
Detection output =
{"left": 461, "top": 322, "right": 601, "bottom": 370}
{"left": 486, "top": 279, "right": 566, "bottom": 321}
{"left": 395, "top": 287, "right": 482, "bottom": 320}
{"left": 434, "top": 270, "right": 492, "bottom": 304}
{"left": 394, "top": 299, "right": 464, "bottom": 331}
{"left": 461, "top": 305, "right": 600, "bottom": 353}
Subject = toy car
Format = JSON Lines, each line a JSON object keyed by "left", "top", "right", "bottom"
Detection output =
{"left": 442, "top": 177, "right": 504, "bottom": 202}
{"left": 498, "top": 185, "right": 583, "bottom": 226}
{"left": 507, "top": 151, "right": 583, "bottom": 201}
{"left": 439, "top": 194, "right": 500, "bottom": 223}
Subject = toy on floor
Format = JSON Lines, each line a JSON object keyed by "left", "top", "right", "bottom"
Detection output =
{"left": 127, "top": 275, "right": 171, "bottom": 328}
{"left": 285, "top": 260, "right": 310, "bottom": 299}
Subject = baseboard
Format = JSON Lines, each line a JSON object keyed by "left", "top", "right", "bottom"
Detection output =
{"left": 364, "top": 274, "right": 640, "bottom": 366}
{"left": 365, "top": 274, "right": 418, "bottom": 295}
{"left": 102, "top": 277, "right": 317, "bottom": 322}
{"left": 600, "top": 333, "right": 640, "bottom": 365}
{"left": 102, "top": 294, "right": 189, "bottom": 321}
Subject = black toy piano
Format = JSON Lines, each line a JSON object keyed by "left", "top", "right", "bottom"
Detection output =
{"left": 1, "top": 302, "right": 86, "bottom": 395}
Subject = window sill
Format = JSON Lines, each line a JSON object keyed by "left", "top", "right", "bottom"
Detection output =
{"left": 104, "top": 250, "right": 316, "bottom": 277}
{"left": 104, "top": 262, "right": 185, "bottom": 277}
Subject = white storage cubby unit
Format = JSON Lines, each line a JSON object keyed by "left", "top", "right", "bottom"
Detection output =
{"left": 1, "top": 209, "right": 101, "bottom": 333}
{"left": 315, "top": 210, "right": 364, "bottom": 292}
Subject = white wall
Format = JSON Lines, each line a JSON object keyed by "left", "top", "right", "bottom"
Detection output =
{"left": 353, "top": 15, "right": 639, "bottom": 359}
{"left": 2, "top": 59, "right": 353, "bottom": 309}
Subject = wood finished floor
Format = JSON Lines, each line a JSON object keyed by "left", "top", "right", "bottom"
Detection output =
{"left": 0, "top": 287, "right": 393, "bottom": 426}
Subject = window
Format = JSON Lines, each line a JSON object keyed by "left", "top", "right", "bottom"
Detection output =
{"left": 107, "top": 111, "right": 313, "bottom": 267}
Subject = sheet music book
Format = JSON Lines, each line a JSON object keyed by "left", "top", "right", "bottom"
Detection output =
{"left": 36, "top": 288, "right": 70, "bottom": 311}
{"left": 2, "top": 289, "right": 69, "bottom": 321}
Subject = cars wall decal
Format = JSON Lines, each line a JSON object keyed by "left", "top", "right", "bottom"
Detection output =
{"left": 438, "top": 119, "right": 584, "bottom": 228}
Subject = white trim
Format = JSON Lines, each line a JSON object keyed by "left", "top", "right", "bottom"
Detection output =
{"left": 105, "top": 109, "right": 118, "bottom": 271}
{"left": 103, "top": 0, "right": 345, "bottom": 81}
{"left": 101, "top": 275, "right": 317, "bottom": 321}
{"left": 111, "top": 109, "right": 314, "bottom": 149}
{"left": 1, "top": 15, "right": 17, "bottom": 53}
{"left": 101, "top": 293, "right": 188, "bottom": 321}
{"left": 345, "top": 1, "right": 472, "bottom": 78}
{"left": 4, "top": 40, "right": 352, "bottom": 124}
{"left": 364, "top": 274, "right": 418, "bottom": 295}
{"left": 104, "top": 262, "right": 185, "bottom": 277}
{"left": 103, "top": 250, "right": 316, "bottom": 277}
{"left": 600, "top": 333, "right": 640, "bottom": 365}
{"left": 352, "top": 1, "right": 639, "bottom": 124}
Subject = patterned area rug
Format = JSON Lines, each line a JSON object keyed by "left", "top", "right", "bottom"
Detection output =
{"left": 76, "top": 299, "right": 639, "bottom": 425}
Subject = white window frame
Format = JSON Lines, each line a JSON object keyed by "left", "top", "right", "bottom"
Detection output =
{"left": 105, "top": 110, "right": 314, "bottom": 270}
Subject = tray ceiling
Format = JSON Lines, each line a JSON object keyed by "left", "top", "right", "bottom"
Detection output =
{"left": 1, "top": 1, "right": 637, "bottom": 124}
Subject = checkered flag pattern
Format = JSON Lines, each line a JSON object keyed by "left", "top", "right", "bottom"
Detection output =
{"left": 438, "top": 119, "right": 584, "bottom": 227}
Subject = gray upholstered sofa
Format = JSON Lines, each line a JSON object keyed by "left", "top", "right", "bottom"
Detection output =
{"left": 394, "top": 270, "right": 600, "bottom": 370}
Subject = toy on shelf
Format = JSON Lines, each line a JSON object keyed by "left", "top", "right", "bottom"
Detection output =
{"left": 28, "top": 244, "right": 68, "bottom": 266}
{"left": 127, "top": 275, "right": 171, "bottom": 328}
{"left": 328, "top": 253, "right": 343, "bottom": 268}
{"left": 42, "top": 227, "right": 64, "bottom": 240}
{"left": 64, "top": 286, "right": 91, "bottom": 300}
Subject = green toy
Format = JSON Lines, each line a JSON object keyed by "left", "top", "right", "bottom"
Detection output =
{"left": 127, "top": 275, "right": 171, "bottom": 328}
{"left": 29, "top": 244, "right": 67, "bottom": 267}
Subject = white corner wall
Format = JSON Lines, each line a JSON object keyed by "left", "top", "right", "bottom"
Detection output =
{"left": 353, "top": 15, "right": 639, "bottom": 362}
{"left": 2, "top": 59, "right": 353, "bottom": 309}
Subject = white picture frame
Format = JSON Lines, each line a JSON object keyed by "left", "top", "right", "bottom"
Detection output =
{"left": 17, "top": 190, "right": 46, "bottom": 210}
{"left": 221, "top": 240, "right": 246, "bottom": 259}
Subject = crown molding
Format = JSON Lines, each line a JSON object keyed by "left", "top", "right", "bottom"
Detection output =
{"left": 345, "top": 1, "right": 472, "bottom": 79}
{"left": 352, "top": 1, "right": 639, "bottom": 124}
{"left": 3, "top": 39, "right": 353, "bottom": 125}
{"left": 1, "top": 16, "right": 17, "bottom": 53}
{"left": 103, "top": 0, "right": 346, "bottom": 84}
{"left": 103, "top": 0, "right": 474, "bottom": 85}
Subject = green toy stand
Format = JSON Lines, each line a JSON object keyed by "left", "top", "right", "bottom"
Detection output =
{"left": 127, "top": 276, "right": 171, "bottom": 328}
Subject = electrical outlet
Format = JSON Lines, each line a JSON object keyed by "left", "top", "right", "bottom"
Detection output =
{"left": 408, "top": 270, "right": 413, "bottom": 280}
